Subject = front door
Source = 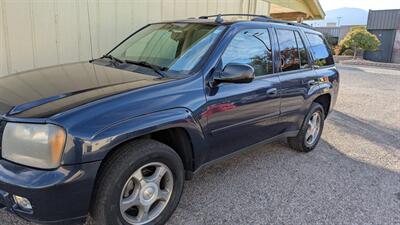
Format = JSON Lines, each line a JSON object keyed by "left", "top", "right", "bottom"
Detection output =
{"left": 204, "top": 28, "right": 281, "bottom": 161}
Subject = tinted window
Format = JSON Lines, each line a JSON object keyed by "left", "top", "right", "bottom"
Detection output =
{"left": 306, "top": 33, "right": 334, "bottom": 66}
{"left": 221, "top": 29, "right": 273, "bottom": 76}
{"left": 276, "top": 29, "right": 300, "bottom": 72}
{"left": 295, "top": 32, "right": 310, "bottom": 68}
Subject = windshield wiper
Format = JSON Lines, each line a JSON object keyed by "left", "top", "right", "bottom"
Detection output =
{"left": 125, "top": 60, "right": 167, "bottom": 78}
{"left": 101, "top": 54, "right": 124, "bottom": 64}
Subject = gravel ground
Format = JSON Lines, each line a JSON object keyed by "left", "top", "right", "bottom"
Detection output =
{"left": 1, "top": 65, "right": 399, "bottom": 225}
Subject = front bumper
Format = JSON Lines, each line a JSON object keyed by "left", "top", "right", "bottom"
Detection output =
{"left": 0, "top": 159, "right": 101, "bottom": 224}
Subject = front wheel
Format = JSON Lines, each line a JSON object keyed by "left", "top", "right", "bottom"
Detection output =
{"left": 288, "top": 102, "right": 325, "bottom": 152}
{"left": 90, "top": 139, "right": 184, "bottom": 225}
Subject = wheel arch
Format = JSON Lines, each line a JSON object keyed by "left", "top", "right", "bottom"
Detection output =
{"left": 85, "top": 108, "right": 206, "bottom": 176}
{"left": 313, "top": 93, "right": 332, "bottom": 118}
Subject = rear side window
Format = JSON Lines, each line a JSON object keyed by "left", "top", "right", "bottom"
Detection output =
{"left": 295, "top": 32, "right": 310, "bottom": 68}
{"left": 276, "top": 29, "right": 300, "bottom": 72}
{"left": 306, "top": 33, "right": 334, "bottom": 66}
{"left": 221, "top": 29, "right": 273, "bottom": 76}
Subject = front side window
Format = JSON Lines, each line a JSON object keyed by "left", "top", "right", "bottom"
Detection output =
{"left": 306, "top": 33, "right": 334, "bottom": 66}
{"left": 221, "top": 29, "right": 273, "bottom": 76}
{"left": 109, "top": 23, "right": 225, "bottom": 76}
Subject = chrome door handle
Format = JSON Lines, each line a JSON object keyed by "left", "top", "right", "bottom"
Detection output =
{"left": 307, "top": 80, "right": 316, "bottom": 86}
{"left": 266, "top": 88, "right": 278, "bottom": 96}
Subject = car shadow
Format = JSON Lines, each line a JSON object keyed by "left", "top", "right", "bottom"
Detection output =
{"left": 329, "top": 110, "right": 400, "bottom": 150}
{"left": 167, "top": 137, "right": 400, "bottom": 225}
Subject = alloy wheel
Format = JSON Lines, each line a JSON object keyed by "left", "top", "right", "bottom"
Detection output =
{"left": 305, "top": 111, "right": 321, "bottom": 146}
{"left": 120, "top": 162, "right": 174, "bottom": 225}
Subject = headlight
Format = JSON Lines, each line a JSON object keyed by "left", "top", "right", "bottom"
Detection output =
{"left": 1, "top": 123, "right": 66, "bottom": 169}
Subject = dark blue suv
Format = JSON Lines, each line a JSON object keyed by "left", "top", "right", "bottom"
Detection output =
{"left": 0, "top": 14, "right": 339, "bottom": 225}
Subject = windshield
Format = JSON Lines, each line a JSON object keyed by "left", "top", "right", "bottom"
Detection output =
{"left": 108, "top": 23, "right": 225, "bottom": 76}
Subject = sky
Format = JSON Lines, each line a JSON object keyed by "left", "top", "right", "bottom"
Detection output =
{"left": 319, "top": 0, "right": 400, "bottom": 11}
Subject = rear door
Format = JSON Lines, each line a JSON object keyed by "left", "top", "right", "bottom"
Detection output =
{"left": 274, "top": 28, "right": 319, "bottom": 132}
{"left": 304, "top": 32, "right": 338, "bottom": 112}
{"left": 204, "top": 28, "right": 281, "bottom": 160}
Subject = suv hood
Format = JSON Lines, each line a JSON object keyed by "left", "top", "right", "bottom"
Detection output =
{"left": 0, "top": 62, "right": 168, "bottom": 118}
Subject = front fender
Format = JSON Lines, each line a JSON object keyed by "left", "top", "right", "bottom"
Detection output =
{"left": 61, "top": 108, "right": 206, "bottom": 164}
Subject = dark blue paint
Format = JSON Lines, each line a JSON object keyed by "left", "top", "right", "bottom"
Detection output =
{"left": 0, "top": 19, "right": 339, "bottom": 224}
{"left": 0, "top": 159, "right": 99, "bottom": 224}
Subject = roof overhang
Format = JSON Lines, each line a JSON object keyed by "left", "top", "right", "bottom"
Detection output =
{"left": 268, "top": 0, "right": 325, "bottom": 20}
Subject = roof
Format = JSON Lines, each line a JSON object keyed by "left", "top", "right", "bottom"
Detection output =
{"left": 367, "top": 9, "right": 400, "bottom": 30}
{"left": 312, "top": 0, "right": 326, "bottom": 19}
{"left": 269, "top": 0, "right": 325, "bottom": 20}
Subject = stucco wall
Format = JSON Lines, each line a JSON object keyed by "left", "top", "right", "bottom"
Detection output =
{"left": 1, "top": 0, "right": 273, "bottom": 77}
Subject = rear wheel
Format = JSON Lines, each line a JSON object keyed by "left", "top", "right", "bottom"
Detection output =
{"left": 288, "top": 103, "right": 325, "bottom": 152}
{"left": 90, "top": 139, "right": 184, "bottom": 225}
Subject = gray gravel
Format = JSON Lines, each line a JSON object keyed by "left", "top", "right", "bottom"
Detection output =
{"left": 1, "top": 65, "right": 400, "bottom": 225}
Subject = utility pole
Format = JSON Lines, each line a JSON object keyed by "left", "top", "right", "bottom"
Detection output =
{"left": 337, "top": 17, "right": 342, "bottom": 27}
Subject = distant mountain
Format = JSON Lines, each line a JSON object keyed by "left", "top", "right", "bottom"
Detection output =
{"left": 306, "top": 8, "right": 368, "bottom": 27}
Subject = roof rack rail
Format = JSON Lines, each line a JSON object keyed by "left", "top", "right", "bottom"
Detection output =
{"left": 251, "top": 17, "right": 315, "bottom": 30}
{"left": 199, "top": 13, "right": 272, "bottom": 23}
{"left": 198, "top": 13, "right": 315, "bottom": 30}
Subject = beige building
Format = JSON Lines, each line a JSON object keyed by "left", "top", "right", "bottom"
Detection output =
{"left": 0, "top": 0, "right": 324, "bottom": 76}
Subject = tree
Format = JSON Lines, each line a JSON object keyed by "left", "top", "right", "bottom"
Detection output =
{"left": 339, "top": 27, "right": 380, "bottom": 59}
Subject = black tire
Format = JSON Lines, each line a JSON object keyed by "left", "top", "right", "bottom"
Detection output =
{"left": 89, "top": 139, "right": 184, "bottom": 225}
{"left": 288, "top": 102, "right": 325, "bottom": 152}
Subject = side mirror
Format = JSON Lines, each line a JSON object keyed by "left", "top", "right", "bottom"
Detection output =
{"left": 213, "top": 63, "right": 255, "bottom": 85}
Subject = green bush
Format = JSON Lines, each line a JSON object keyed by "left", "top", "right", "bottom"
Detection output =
{"left": 338, "top": 27, "right": 380, "bottom": 59}
{"left": 342, "top": 49, "right": 354, "bottom": 56}
{"left": 339, "top": 45, "right": 350, "bottom": 55}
